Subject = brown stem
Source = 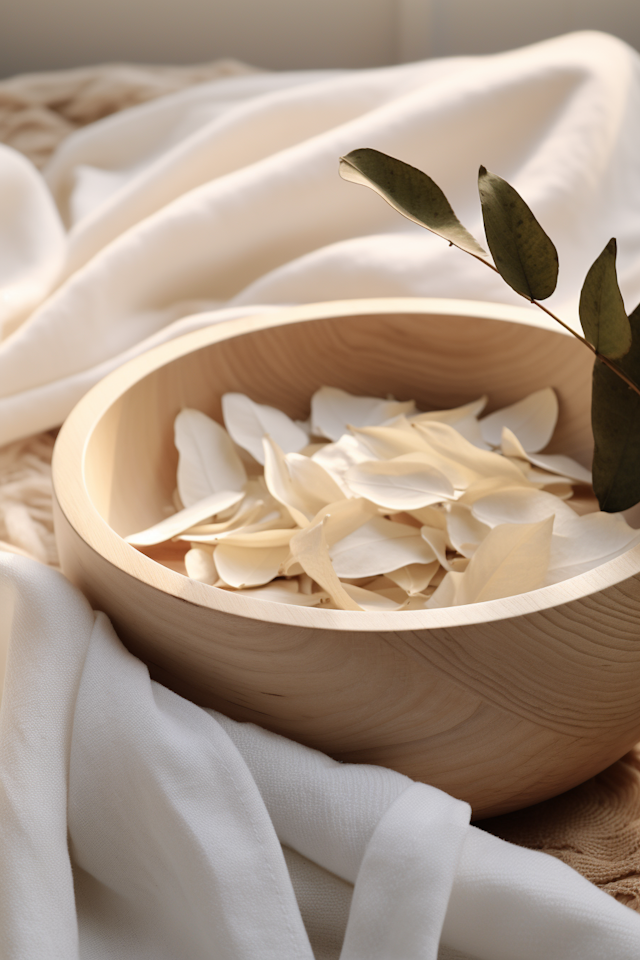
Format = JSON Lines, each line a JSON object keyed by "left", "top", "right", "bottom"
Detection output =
{"left": 462, "top": 248, "right": 640, "bottom": 398}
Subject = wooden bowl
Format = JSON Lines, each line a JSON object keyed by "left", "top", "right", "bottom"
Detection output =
{"left": 52, "top": 298, "right": 640, "bottom": 818}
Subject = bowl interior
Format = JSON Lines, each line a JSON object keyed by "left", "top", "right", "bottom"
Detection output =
{"left": 83, "top": 305, "right": 594, "bottom": 548}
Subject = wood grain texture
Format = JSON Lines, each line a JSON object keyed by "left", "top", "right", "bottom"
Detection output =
{"left": 52, "top": 297, "right": 640, "bottom": 818}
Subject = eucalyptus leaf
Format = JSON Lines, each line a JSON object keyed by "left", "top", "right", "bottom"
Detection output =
{"left": 591, "top": 302, "right": 640, "bottom": 511}
{"left": 339, "top": 148, "right": 486, "bottom": 257}
{"left": 579, "top": 239, "right": 631, "bottom": 360}
{"left": 478, "top": 167, "right": 558, "bottom": 300}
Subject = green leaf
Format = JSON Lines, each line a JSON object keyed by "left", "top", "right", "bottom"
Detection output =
{"left": 339, "top": 148, "right": 486, "bottom": 258}
{"left": 579, "top": 239, "right": 631, "bottom": 360}
{"left": 591, "top": 302, "right": 640, "bottom": 512}
{"left": 477, "top": 166, "right": 558, "bottom": 301}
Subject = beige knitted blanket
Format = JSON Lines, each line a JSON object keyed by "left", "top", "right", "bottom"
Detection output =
{"left": 1, "top": 59, "right": 639, "bottom": 911}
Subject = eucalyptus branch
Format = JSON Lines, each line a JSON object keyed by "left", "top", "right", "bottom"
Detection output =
{"left": 338, "top": 146, "right": 640, "bottom": 512}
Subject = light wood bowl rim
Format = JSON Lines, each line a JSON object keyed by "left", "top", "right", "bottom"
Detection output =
{"left": 52, "top": 296, "right": 640, "bottom": 632}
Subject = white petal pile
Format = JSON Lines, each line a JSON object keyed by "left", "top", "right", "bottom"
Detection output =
{"left": 126, "top": 386, "right": 640, "bottom": 611}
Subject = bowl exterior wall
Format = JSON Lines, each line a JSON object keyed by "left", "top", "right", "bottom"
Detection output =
{"left": 54, "top": 495, "right": 640, "bottom": 819}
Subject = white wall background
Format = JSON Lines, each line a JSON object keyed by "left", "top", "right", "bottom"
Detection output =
{"left": 2, "top": 0, "right": 639, "bottom": 78}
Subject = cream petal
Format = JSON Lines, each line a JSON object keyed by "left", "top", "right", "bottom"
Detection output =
{"left": 447, "top": 416, "right": 490, "bottom": 449}
{"left": 471, "top": 488, "right": 577, "bottom": 534}
{"left": 330, "top": 517, "right": 435, "bottom": 578}
{"left": 410, "top": 397, "right": 488, "bottom": 424}
{"left": 411, "top": 398, "right": 489, "bottom": 450}
{"left": 311, "top": 386, "right": 416, "bottom": 441}
{"left": 175, "top": 408, "right": 247, "bottom": 507}
{"left": 412, "top": 421, "right": 527, "bottom": 486}
{"left": 394, "top": 452, "right": 475, "bottom": 492}
{"left": 125, "top": 489, "right": 245, "bottom": 546}
{"left": 307, "top": 498, "right": 378, "bottom": 547}
{"left": 340, "top": 583, "right": 404, "bottom": 611}
{"left": 500, "top": 428, "right": 530, "bottom": 460}
{"left": 234, "top": 581, "right": 329, "bottom": 606}
{"left": 285, "top": 519, "right": 363, "bottom": 611}
{"left": 445, "top": 504, "right": 491, "bottom": 557}
{"left": 181, "top": 502, "right": 280, "bottom": 539}
{"left": 213, "top": 542, "right": 291, "bottom": 589}
{"left": 211, "top": 528, "right": 296, "bottom": 548}
{"left": 458, "top": 476, "right": 533, "bottom": 506}
{"left": 285, "top": 452, "right": 347, "bottom": 507}
{"left": 408, "top": 505, "right": 447, "bottom": 529}
{"left": 548, "top": 512, "right": 640, "bottom": 574}
{"left": 544, "top": 539, "right": 640, "bottom": 583}
{"left": 311, "top": 433, "right": 374, "bottom": 493}
{"left": 351, "top": 422, "right": 431, "bottom": 460}
{"left": 502, "top": 427, "right": 591, "bottom": 485}
{"left": 262, "top": 436, "right": 315, "bottom": 526}
{"left": 426, "top": 570, "right": 465, "bottom": 608}
{"left": 345, "top": 459, "right": 455, "bottom": 510}
{"left": 419, "top": 526, "right": 450, "bottom": 568}
{"left": 527, "top": 453, "right": 592, "bottom": 485}
{"left": 386, "top": 561, "right": 440, "bottom": 595}
{"left": 480, "top": 388, "right": 558, "bottom": 452}
{"left": 522, "top": 466, "right": 574, "bottom": 487}
{"left": 184, "top": 547, "right": 217, "bottom": 585}
{"left": 429, "top": 518, "right": 553, "bottom": 607}
{"left": 222, "top": 393, "right": 308, "bottom": 465}
{"left": 295, "top": 418, "right": 312, "bottom": 438}
{"left": 183, "top": 512, "right": 294, "bottom": 543}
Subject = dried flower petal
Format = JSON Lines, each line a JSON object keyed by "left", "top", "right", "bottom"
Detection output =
{"left": 420, "top": 526, "right": 451, "bottom": 569}
{"left": 286, "top": 518, "right": 363, "bottom": 611}
{"left": 330, "top": 516, "right": 435, "bottom": 578}
{"left": 262, "top": 436, "right": 315, "bottom": 526}
{"left": 234, "top": 581, "right": 329, "bottom": 606}
{"left": 502, "top": 427, "right": 592, "bottom": 484}
{"left": 213, "top": 542, "right": 291, "bottom": 589}
{"left": 222, "top": 393, "right": 308, "bottom": 464}
{"left": 311, "top": 386, "right": 415, "bottom": 441}
{"left": 480, "top": 388, "right": 558, "bottom": 452}
{"left": 546, "top": 512, "right": 640, "bottom": 582}
{"left": 445, "top": 504, "right": 490, "bottom": 558}
{"left": 471, "top": 487, "right": 577, "bottom": 534}
{"left": 185, "top": 547, "right": 217, "bottom": 584}
{"left": 126, "top": 489, "right": 244, "bottom": 546}
{"left": 284, "top": 452, "right": 347, "bottom": 507}
{"left": 345, "top": 458, "right": 455, "bottom": 509}
{"left": 428, "top": 517, "right": 553, "bottom": 607}
{"left": 386, "top": 561, "right": 440, "bottom": 595}
{"left": 412, "top": 421, "right": 528, "bottom": 486}
{"left": 175, "top": 409, "right": 247, "bottom": 507}
{"left": 340, "top": 583, "right": 404, "bottom": 610}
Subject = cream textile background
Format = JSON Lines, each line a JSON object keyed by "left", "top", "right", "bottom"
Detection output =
{"left": 2, "top": 0, "right": 639, "bottom": 77}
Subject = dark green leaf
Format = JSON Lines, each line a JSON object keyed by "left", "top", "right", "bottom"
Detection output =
{"left": 339, "top": 148, "right": 486, "bottom": 258}
{"left": 478, "top": 166, "right": 558, "bottom": 301}
{"left": 592, "top": 302, "right": 640, "bottom": 512}
{"left": 579, "top": 239, "right": 631, "bottom": 360}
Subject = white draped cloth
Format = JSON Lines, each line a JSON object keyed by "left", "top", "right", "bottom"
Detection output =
{"left": 2, "top": 553, "right": 640, "bottom": 959}
{"left": 2, "top": 29, "right": 640, "bottom": 957}
{"left": 2, "top": 30, "right": 640, "bottom": 444}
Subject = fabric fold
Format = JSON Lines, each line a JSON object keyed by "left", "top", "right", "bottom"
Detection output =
{"left": 2, "top": 555, "right": 640, "bottom": 958}
{"left": 1, "top": 31, "right": 640, "bottom": 443}
{"left": 339, "top": 783, "right": 470, "bottom": 960}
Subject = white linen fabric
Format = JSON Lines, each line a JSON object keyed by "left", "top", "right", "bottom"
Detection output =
{"left": 2, "top": 552, "right": 640, "bottom": 959}
{"left": 1, "top": 30, "right": 640, "bottom": 444}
